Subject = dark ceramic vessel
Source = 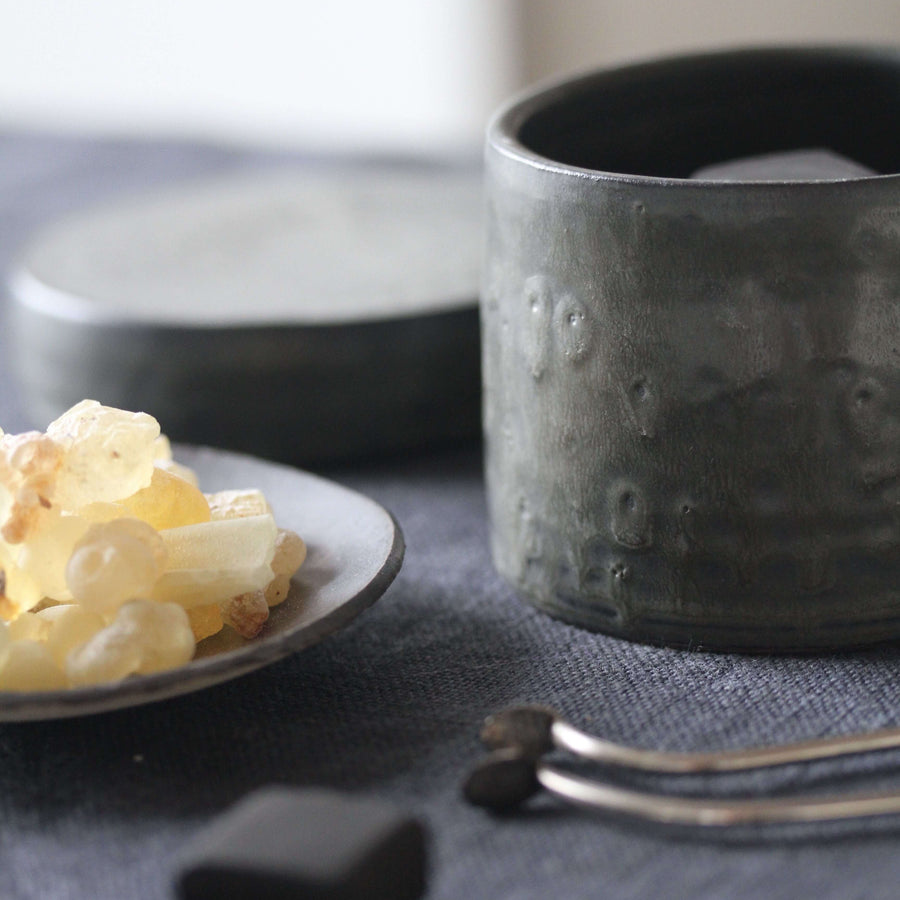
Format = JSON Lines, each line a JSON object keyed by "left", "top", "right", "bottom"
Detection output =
{"left": 482, "top": 47, "right": 900, "bottom": 651}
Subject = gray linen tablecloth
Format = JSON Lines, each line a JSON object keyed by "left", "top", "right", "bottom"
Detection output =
{"left": 2, "top": 132, "right": 900, "bottom": 900}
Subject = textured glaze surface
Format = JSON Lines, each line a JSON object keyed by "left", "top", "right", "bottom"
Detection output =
{"left": 482, "top": 47, "right": 900, "bottom": 650}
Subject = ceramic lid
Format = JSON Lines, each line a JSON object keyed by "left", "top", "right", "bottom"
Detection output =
{"left": 7, "top": 165, "right": 484, "bottom": 462}
{"left": 12, "top": 166, "right": 483, "bottom": 327}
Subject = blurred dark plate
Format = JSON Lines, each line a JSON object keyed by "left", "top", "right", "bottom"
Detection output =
{"left": 8, "top": 166, "right": 483, "bottom": 463}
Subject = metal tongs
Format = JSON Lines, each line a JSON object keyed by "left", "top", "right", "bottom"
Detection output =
{"left": 463, "top": 705, "right": 900, "bottom": 827}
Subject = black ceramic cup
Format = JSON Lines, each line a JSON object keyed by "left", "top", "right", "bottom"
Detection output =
{"left": 482, "top": 46, "right": 900, "bottom": 651}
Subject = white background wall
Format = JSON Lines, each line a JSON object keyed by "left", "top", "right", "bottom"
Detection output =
{"left": 0, "top": 0, "right": 896, "bottom": 157}
{"left": 518, "top": 0, "right": 900, "bottom": 83}
{"left": 0, "top": 0, "right": 521, "bottom": 157}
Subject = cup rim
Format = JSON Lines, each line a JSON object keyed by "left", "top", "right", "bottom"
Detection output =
{"left": 487, "top": 44, "right": 900, "bottom": 189}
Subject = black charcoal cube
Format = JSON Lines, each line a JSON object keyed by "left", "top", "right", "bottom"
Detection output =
{"left": 176, "top": 788, "right": 427, "bottom": 900}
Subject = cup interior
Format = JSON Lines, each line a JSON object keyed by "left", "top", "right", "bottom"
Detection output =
{"left": 510, "top": 48, "right": 900, "bottom": 179}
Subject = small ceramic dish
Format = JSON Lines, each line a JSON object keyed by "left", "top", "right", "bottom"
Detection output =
{"left": 0, "top": 445, "right": 404, "bottom": 721}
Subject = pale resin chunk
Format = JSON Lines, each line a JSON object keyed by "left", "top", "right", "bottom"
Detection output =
{"left": 152, "top": 434, "right": 199, "bottom": 486}
{"left": 0, "top": 546, "right": 41, "bottom": 619}
{"left": 66, "top": 518, "right": 168, "bottom": 614}
{"left": 119, "top": 467, "right": 211, "bottom": 530}
{"left": 66, "top": 598, "right": 195, "bottom": 686}
{"left": 186, "top": 603, "right": 224, "bottom": 642}
{"left": 16, "top": 511, "right": 90, "bottom": 602}
{"left": 272, "top": 529, "right": 306, "bottom": 576}
{"left": 48, "top": 400, "right": 160, "bottom": 508}
{"left": 263, "top": 529, "right": 306, "bottom": 607}
{"left": 7, "top": 611, "right": 48, "bottom": 643}
{"left": 153, "top": 514, "right": 277, "bottom": 608}
{"left": 205, "top": 489, "right": 272, "bottom": 520}
{"left": 0, "top": 640, "right": 66, "bottom": 691}
{"left": 37, "top": 604, "right": 107, "bottom": 667}
{"left": 222, "top": 590, "right": 269, "bottom": 638}
{"left": 264, "top": 574, "right": 291, "bottom": 607}
{"left": 0, "top": 431, "right": 64, "bottom": 543}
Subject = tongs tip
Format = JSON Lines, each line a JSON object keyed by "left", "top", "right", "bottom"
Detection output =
{"left": 480, "top": 704, "right": 560, "bottom": 757}
{"left": 462, "top": 748, "right": 541, "bottom": 812}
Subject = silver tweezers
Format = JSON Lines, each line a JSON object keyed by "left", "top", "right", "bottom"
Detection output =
{"left": 463, "top": 705, "right": 900, "bottom": 827}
